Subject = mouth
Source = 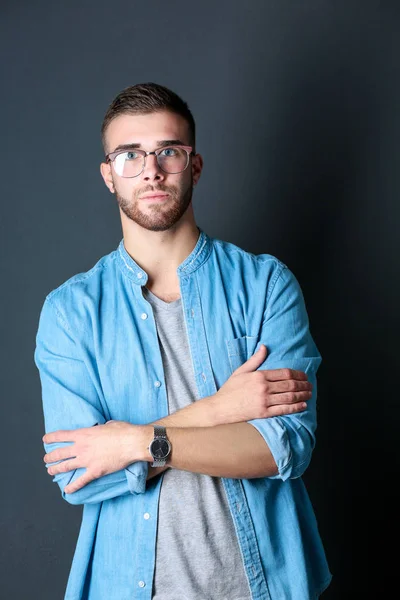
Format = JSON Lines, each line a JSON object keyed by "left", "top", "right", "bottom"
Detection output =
{"left": 139, "top": 193, "right": 169, "bottom": 202}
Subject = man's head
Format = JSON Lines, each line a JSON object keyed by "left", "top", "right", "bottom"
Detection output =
{"left": 101, "top": 82, "right": 196, "bottom": 154}
{"left": 100, "top": 83, "right": 203, "bottom": 232}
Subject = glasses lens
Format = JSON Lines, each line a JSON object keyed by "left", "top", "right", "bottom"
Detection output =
{"left": 158, "top": 147, "right": 189, "bottom": 173}
{"left": 114, "top": 151, "right": 144, "bottom": 177}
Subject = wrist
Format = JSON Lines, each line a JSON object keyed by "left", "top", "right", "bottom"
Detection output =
{"left": 134, "top": 424, "right": 155, "bottom": 462}
{"left": 146, "top": 424, "right": 173, "bottom": 466}
{"left": 203, "top": 394, "right": 225, "bottom": 426}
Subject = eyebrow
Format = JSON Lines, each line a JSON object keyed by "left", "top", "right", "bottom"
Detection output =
{"left": 112, "top": 139, "right": 187, "bottom": 153}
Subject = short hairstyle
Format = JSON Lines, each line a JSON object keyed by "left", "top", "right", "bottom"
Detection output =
{"left": 101, "top": 82, "right": 196, "bottom": 153}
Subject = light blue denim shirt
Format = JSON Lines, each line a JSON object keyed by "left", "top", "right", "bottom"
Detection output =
{"left": 34, "top": 229, "right": 332, "bottom": 600}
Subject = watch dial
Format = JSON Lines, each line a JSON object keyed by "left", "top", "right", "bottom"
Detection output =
{"left": 151, "top": 439, "right": 170, "bottom": 459}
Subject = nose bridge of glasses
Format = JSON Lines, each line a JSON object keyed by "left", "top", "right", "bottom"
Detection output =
{"left": 143, "top": 149, "right": 163, "bottom": 173}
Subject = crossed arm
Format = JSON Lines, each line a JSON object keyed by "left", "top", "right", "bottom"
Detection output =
{"left": 37, "top": 266, "right": 320, "bottom": 504}
{"left": 43, "top": 344, "right": 313, "bottom": 494}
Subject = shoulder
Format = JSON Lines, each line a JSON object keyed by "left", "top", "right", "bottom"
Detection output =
{"left": 210, "top": 236, "right": 289, "bottom": 289}
{"left": 211, "top": 236, "right": 285, "bottom": 268}
{"left": 43, "top": 247, "right": 118, "bottom": 315}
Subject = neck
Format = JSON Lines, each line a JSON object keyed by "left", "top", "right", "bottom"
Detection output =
{"left": 120, "top": 209, "right": 200, "bottom": 287}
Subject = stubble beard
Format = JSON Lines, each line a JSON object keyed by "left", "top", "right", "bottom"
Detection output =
{"left": 114, "top": 179, "right": 194, "bottom": 232}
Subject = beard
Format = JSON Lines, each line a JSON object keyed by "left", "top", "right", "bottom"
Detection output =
{"left": 114, "top": 178, "right": 194, "bottom": 232}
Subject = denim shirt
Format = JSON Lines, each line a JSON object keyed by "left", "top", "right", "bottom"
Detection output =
{"left": 34, "top": 229, "right": 332, "bottom": 600}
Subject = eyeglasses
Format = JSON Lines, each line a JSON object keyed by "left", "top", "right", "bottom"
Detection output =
{"left": 105, "top": 145, "right": 195, "bottom": 178}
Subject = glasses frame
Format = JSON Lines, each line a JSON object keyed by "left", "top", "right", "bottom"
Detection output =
{"left": 105, "top": 145, "right": 195, "bottom": 178}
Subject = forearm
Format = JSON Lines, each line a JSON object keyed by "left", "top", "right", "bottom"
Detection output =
{"left": 146, "top": 394, "right": 222, "bottom": 480}
{"left": 144, "top": 422, "right": 278, "bottom": 479}
{"left": 154, "top": 395, "right": 220, "bottom": 428}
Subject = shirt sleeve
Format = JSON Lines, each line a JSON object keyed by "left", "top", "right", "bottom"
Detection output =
{"left": 247, "top": 265, "right": 322, "bottom": 481}
{"left": 34, "top": 296, "right": 149, "bottom": 505}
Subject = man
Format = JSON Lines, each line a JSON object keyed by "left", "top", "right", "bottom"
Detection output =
{"left": 34, "top": 82, "right": 332, "bottom": 600}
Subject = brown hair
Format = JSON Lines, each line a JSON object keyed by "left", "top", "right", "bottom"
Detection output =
{"left": 101, "top": 82, "right": 196, "bottom": 153}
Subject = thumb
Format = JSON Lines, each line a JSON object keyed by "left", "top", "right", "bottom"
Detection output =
{"left": 233, "top": 344, "right": 268, "bottom": 375}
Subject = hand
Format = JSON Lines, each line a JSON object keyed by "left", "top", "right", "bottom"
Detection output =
{"left": 211, "top": 344, "right": 312, "bottom": 424}
{"left": 42, "top": 420, "right": 151, "bottom": 494}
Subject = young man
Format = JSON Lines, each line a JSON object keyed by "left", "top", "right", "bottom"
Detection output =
{"left": 35, "top": 83, "right": 332, "bottom": 600}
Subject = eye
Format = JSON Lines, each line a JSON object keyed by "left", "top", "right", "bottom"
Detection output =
{"left": 126, "top": 151, "right": 139, "bottom": 160}
{"left": 160, "top": 147, "right": 178, "bottom": 157}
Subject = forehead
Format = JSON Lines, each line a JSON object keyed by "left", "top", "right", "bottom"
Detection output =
{"left": 105, "top": 110, "right": 190, "bottom": 151}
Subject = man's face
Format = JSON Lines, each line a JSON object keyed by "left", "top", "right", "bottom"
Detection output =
{"left": 100, "top": 111, "right": 202, "bottom": 232}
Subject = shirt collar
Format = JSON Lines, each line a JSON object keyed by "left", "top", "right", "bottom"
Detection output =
{"left": 116, "top": 228, "right": 212, "bottom": 285}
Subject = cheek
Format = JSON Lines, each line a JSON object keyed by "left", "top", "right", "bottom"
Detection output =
{"left": 177, "top": 171, "right": 192, "bottom": 192}
{"left": 114, "top": 179, "right": 138, "bottom": 199}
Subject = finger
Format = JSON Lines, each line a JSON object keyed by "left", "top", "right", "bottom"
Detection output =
{"left": 262, "top": 368, "right": 308, "bottom": 382}
{"left": 64, "top": 472, "right": 95, "bottom": 494}
{"left": 264, "top": 401, "right": 308, "bottom": 418}
{"left": 43, "top": 430, "right": 77, "bottom": 444}
{"left": 267, "top": 390, "right": 313, "bottom": 406}
{"left": 234, "top": 344, "right": 268, "bottom": 375}
{"left": 47, "top": 459, "right": 80, "bottom": 476}
{"left": 269, "top": 379, "right": 313, "bottom": 394}
{"left": 43, "top": 446, "right": 77, "bottom": 463}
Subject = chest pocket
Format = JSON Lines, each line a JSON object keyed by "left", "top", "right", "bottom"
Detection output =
{"left": 226, "top": 335, "right": 259, "bottom": 373}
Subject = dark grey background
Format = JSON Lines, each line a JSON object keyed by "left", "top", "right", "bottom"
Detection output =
{"left": 1, "top": 1, "right": 398, "bottom": 598}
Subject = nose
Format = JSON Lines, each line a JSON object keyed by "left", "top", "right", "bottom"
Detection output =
{"left": 142, "top": 152, "right": 165, "bottom": 182}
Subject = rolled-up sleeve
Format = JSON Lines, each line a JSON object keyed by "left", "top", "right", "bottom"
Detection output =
{"left": 247, "top": 265, "right": 322, "bottom": 481}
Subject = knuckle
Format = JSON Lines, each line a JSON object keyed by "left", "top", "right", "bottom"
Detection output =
{"left": 261, "top": 397, "right": 269, "bottom": 411}
{"left": 259, "top": 405, "right": 269, "bottom": 419}
{"left": 263, "top": 379, "right": 271, "bottom": 392}
{"left": 255, "top": 371, "right": 265, "bottom": 384}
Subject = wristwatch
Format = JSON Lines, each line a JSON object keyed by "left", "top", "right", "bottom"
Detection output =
{"left": 148, "top": 425, "right": 171, "bottom": 467}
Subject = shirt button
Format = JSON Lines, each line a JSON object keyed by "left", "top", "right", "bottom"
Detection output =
{"left": 138, "top": 580, "right": 146, "bottom": 588}
{"left": 154, "top": 381, "right": 161, "bottom": 388}
{"left": 141, "top": 313, "right": 148, "bottom": 320}
{"left": 137, "top": 272, "right": 143, "bottom": 279}
{"left": 143, "top": 512, "right": 150, "bottom": 520}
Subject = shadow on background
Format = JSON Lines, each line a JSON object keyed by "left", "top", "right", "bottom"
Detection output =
{"left": 237, "top": 20, "right": 397, "bottom": 599}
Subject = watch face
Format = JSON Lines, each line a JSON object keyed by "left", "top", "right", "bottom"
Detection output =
{"left": 150, "top": 438, "right": 171, "bottom": 459}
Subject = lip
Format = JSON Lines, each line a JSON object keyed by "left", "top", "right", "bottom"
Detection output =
{"left": 139, "top": 193, "right": 169, "bottom": 201}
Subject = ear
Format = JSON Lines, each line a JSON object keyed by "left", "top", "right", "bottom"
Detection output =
{"left": 100, "top": 162, "right": 115, "bottom": 193}
{"left": 192, "top": 153, "right": 203, "bottom": 186}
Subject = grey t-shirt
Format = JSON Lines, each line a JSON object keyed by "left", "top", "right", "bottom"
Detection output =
{"left": 142, "top": 287, "right": 252, "bottom": 600}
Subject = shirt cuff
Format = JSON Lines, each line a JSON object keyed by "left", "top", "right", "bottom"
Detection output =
{"left": 124, "top": 460, "right": 149, "bottom": 494}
